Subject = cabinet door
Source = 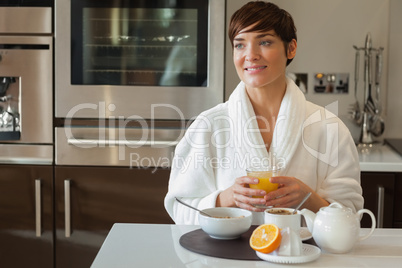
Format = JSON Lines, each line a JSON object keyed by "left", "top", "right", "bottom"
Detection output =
{"left": 361, "top": 172, "right": 395, "bottom": 228}
{"left": 393, "top": 173, "right": 402, "bottom": 228}
{"left": 0, "top": 165, "right": 53, "bottom": 268}
{"left": 54, "top": 166, "right": 173, "bottom": 268}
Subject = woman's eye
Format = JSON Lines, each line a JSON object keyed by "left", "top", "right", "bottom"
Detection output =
{"left": 234, "top": 43, "right": 244, "bottom": 49}
{"left": 260, "top": 40, "right": 271, "bottom": 46}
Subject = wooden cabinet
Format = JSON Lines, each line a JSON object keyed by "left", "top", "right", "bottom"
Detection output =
{"left": 1, "top": 165, "right": 401, "bottom": 267}
{"left": 394, "top": 173, "right": 402, "bottom": 228}
{"left": 0, "top": 164, "right": 173, "bottom": 268}
{"left": 54, "top": 166, "right": 173, "bottom": 268}
{"left": 0, "top": 165, "right": 53, "bottom": 268}
{"left": 361, "top": 172, "right": 396, "bottom": 228}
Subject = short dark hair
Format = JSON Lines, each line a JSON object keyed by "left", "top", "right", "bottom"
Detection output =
{"left": 228, "top": 1, "right": 297, "bottom": 65}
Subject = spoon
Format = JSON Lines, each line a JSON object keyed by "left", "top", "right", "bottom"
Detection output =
{"left": 292, "top": 192, "right": 312, "bottom": 214}
{"left": 175, "top": 197, "right": 214, "bottom": 217}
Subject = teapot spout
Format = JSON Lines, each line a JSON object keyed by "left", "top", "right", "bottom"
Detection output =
{"left": 300, "top": 208, "right": 316, "bottom": 233}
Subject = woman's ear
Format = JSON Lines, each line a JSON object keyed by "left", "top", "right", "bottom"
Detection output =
{"left": 287, "top": 39, "right": 297, "bottom": 59}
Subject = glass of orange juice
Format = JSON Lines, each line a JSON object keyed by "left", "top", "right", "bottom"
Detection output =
{"left": 246, "top": 166, "right": 281, "bottom": 207}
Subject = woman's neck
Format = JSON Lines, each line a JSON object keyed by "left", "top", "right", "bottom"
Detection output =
{"left": 245, "top": 77, "right": 287, "bottom": 151}
{"left": 246, "top": 78, "right": 287, "bottom": 118}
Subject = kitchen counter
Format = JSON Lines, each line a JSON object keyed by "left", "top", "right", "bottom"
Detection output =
{"left": 91, "top": 223, "right": 402, "bottom": 267}
{"left": 358, "top": 144, "right": 402, "bottom": 172}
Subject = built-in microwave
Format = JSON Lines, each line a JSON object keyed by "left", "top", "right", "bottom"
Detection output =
{"left": 55, "top": 0, "right": 225, "bottom": 120}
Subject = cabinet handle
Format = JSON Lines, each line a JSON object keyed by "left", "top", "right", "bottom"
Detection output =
{"left": 64, "top": 180, "right": 71, "bottom": 237}
{"left": 377, "top": 186, "right": 385, "bottom": 228}
{"left": 35, "top": 179, "right": 41, "bottom": 237}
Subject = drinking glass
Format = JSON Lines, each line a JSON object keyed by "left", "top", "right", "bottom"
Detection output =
{"left": 246, "top": 166, "right": 280, "bottom": 207}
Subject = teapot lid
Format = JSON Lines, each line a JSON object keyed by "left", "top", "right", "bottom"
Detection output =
{"left": 320, "top": 202, "right": 352, "bottom": 214}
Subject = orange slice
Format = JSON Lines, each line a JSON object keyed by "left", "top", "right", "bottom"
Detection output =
{"left": 249, "top": 224, "right": 282, "bottom": 254}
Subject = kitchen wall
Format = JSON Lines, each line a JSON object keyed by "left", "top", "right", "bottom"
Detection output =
{"left": 225, "top": 0, "right": 399, "bottom": 142}
{"left": 386, "top": 0, "right": 402, "bottom": 138}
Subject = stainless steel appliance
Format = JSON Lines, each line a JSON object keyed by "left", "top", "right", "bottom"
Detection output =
{"left": 54, "top": 1, "right": 225, "bottom": 266}
{"left": 0, "top": 3, "right": 54, "bottom": 268}
{"left": 55, "top": 0, "right": 225, "bottom": 167}
{"left": 0, "top": 7, "right": 53, "bottom": 164}
{"left": 55, "top": 0, "right": 225, "bottom": 120}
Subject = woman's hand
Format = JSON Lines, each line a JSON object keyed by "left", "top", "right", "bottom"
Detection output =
{"left": 216, "top": 176, "right": 269, "bottom": 212}
{"left": 265, "top": 176, "right": 329, "bottom": 212}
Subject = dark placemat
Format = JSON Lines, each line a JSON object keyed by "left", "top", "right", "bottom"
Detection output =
{"left": 179, "top": 225, "right": 260, "bottom": 260}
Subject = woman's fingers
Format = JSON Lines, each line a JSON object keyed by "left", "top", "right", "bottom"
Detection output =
{"left": 232, "top": 175, "right": 313, "bottom": 211}
{"left": 232, "top": 176, "right": 267, "bottom": 211}
{"left": 234, "top": 176, "right": 266, "bottom": 196}
{"left": 267, "top": 192, "right": 300, "bottom": 208}
{"left": 233, "top": 195, "right": 265, "bottom": 212}
{"left": 264, "top": 176, "right": 311, "bottom": 208}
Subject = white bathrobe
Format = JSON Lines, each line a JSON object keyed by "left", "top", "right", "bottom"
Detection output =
{"left": 164, "top": 78, "right": 363, "bottom": 225}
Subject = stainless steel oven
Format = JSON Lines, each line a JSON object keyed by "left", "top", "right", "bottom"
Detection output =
{"left": 55, "top": 0, "right": 225, "bottom": 120}
{"left": 0, "top": 6, "right": 53, "bottom": 164}
{"left": 53, "top": 2, "right": 226, "bottom": 264}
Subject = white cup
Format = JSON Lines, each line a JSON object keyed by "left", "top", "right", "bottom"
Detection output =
{"left": 264, "top": 208, "right": 301, "bottom": 234}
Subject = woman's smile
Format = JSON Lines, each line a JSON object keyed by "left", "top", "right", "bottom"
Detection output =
{"left": 245, "top": 65, "right": 267, "bottom": 72}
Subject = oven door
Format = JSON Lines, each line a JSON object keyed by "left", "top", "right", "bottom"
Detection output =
{"left": 55, "top": 0, "right": 225, "bottom": 120}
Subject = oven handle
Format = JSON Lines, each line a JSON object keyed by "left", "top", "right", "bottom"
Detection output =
{"left": 377, "top": 186, "right": 385, "bottom": 228}
{"left": 67, "top": 138, "right": 179, "bottom": 147}
{"left": 64, "top": 180, "right": 71, "bottom": 238}
{"left": 35, "top": 179, "right": 41, "bottom": 237}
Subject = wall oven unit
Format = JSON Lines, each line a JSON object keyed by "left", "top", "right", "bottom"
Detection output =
{"left": 0, "top": 3, "right": 54, "bottom": 268}
{"left": 0, "top": 6, "right": 53, "bottom": 164}
{"left": 54, "top": 1, "right": 225, "bottom": 265}
{"left": 55, "top": 0, "right": 225, "bottom": 120}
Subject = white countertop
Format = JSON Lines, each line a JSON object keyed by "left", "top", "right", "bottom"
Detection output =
{"left": 358, "top": 144, "right": 402, "bottom": 172}
{"left": 91, "top": 223, "right": 402, "bottom": 267}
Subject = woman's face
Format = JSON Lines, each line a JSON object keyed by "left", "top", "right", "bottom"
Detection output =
{"left": 233, "top": 26, "right": 296, "bottom": 90}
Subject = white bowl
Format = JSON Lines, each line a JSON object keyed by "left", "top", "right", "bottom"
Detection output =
{"left": 198, "top": 207, "right": 252, "bottom": 240}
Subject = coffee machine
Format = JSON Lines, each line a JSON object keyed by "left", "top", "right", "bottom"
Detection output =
{"left": 0, "top": 76, "right": 20, "bottom": 140}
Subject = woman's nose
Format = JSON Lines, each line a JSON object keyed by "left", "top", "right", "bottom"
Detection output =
{"left": 245, "top": 46, "right": 260, "bottom": 61}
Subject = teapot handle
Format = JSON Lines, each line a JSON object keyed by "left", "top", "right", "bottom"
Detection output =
{"left": 357, "top": 209, "right": 376, "bottom": 241}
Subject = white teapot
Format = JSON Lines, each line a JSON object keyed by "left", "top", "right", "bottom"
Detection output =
{"left": 300, "top": 202, "right": 376, "bottom": 254}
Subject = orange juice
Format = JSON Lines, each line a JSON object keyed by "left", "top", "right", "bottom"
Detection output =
{"left": 247, "top": 170, "right": 279, "bottom": 198}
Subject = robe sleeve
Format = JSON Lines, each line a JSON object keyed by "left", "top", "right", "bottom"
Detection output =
{"left": 315, "top": 116, "right": 363, "bottom": 213}
{"left": 164, "top": 115, "right": 222, "bottom": 224}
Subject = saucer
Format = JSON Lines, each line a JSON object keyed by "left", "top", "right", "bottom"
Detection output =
{"left": 300, "top": 227, "right": 313, "bottom": 241}
{"left": 256, "top": 244, "right": 321, "bottom": 264}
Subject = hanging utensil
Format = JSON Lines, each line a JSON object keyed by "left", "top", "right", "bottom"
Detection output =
{"left": 349, "top": 47, "right": 362, "bottom": 124}
{"left": 374, "top": 48, "right": 383, "bottom": 114}
{"left": 364, "top": 45, "right": 376, "bottom": 116}
{"left": 370, "top": 48, "right": 385, "bottom": 137}
{"left": 370, "top": 117, "right": 385, "bottom": 137}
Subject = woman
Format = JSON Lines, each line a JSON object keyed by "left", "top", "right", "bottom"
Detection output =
{"left": 164, "top": 1, "right": 363, "bottom": 224}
